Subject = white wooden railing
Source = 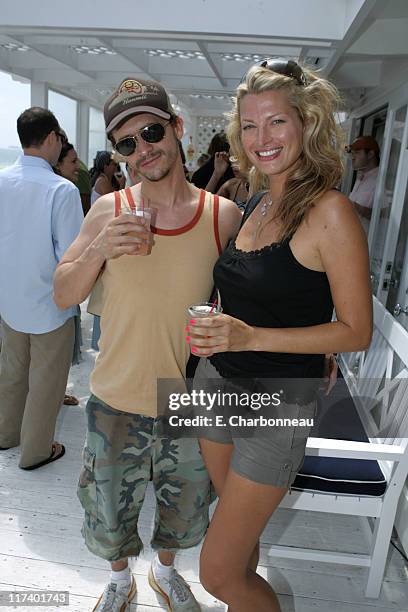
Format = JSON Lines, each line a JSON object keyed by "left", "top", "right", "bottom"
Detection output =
{"left": 340, "top": 296, "right": 408, "bottom": 557}
{"left": 269, "top": 297, "right": 408, "bottom": 598}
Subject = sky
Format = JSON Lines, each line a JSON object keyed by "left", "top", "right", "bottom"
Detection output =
{"left": 0, "top": 70, "right": 78, "bottom": 149}
{"left": 0, "top": 71, "right": 31, "bottom": 148}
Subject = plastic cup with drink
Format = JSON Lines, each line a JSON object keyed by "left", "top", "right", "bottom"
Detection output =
{"left": 187, "top": 300, "right": 222, "bottom": 351}
{"left": 187, "top": 301, "right": 222, "bottom": 319}
{"left": 124, "top": 196, "right": 153, "bottom": 256}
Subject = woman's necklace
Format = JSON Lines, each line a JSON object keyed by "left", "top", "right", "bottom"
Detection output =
{"left": 253, "top": 194, "right": 273, "bottom": 240}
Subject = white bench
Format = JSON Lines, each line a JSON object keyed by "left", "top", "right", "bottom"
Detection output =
{"left": 268, "top": 296, "right": 408, "bottom": 598}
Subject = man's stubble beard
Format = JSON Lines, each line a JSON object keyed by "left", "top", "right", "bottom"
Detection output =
{"left": 136, "top": 147, "right": 178, "bottom": 183}
{"left": 141, "top": 166, "right": 171, "bottom": 182}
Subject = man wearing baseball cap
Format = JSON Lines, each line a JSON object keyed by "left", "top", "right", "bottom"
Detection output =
{"left": 346, "top": 135, "right": 380, "bottom": 234}
{"left": 54, "top": 78, "right": 241, "bottom": 611}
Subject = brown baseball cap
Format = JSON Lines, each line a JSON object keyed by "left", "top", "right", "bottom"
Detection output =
{"left": 346, "top": 135, "right": 380, "bottom": 154}
{"left": 104, "top": 77, "right": 176, "bottom": 135}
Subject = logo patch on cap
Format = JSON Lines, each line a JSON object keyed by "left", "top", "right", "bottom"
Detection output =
{"left": 119, "top": 79, "right": 146, "bottom": 95}
{"left": 104, "top": 77, "right": 174, "bottom": 133}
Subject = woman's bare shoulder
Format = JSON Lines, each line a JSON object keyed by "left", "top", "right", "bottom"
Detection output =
{"left": 311, "top": 189, "right": 356, "bottom": 225}
{"left": 309, "top": 190, "right": 365, "bottom": 249}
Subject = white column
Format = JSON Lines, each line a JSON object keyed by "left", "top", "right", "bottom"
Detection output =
{"left": 77, "top": 101, "right": 90, "bottom": 164}
{"left": 30, "top": 82, "right": 48, "bottom": 108}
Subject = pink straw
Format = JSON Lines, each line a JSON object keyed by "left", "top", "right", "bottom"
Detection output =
{"left": 209, "top": 299, "right": 218, "bottom": 314}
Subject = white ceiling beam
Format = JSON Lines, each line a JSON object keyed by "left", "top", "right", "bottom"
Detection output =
{"left": 113, "top": 38, "right": 199, "bottom": 51}
{"left": 31, "top": 68, "right": 90, "bottom": 85}
{"left": 0, "top": 52, "right": 19, "bottom": 75}
{"left": 0, "top": 61, "right": 33, "bottom": 86}
{"left": 153, "top": 75, "right": 228, "bottom": 90}
{"left": 0, "top": 43, "right": 35, "bottom": 84}
{"left": 206, "top": 41, "right": 328, "bottom": 53}
{"left": 333, "top": 60, "right": 382, "bottom": 88}
{"left": 97, "top": 37, "right": 155, "bottom": 80}
{"left": 196, "top": 42, "right": 226, "bottom": 88}
{"left": 348, "top": 18, "right": 408, "bottom": 55}
{"left": 91, "top": 71, "right": 146, "bottom": 84}
{"left": 323, "top": 0, "right": 379, "bottom": 76}
{"left": 344, "top": 53, "right": 408, "bottom": 63}
{"left": 53, "top": 84, "right": 102, "bottom": 107}
{"left": 147, "top": 56, "right": 214, "bottom": 79}
{"left": 0, "top": 26, "right": 335, "bottom": 47}
{"left": 12, "top": 35, "right": 96, "bottom": 82}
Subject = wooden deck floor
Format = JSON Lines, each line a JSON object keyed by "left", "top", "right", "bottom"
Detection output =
{"left": 1, "top": 308, "right": 408, "bottom": 611}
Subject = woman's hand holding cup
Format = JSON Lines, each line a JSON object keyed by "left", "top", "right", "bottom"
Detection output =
{"left": 186, "top": 304, "right": 255, "bottom": 357}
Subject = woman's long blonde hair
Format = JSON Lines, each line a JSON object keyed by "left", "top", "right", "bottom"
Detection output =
{"left": 227, "top": 64, "right": 344, "bottom": 241}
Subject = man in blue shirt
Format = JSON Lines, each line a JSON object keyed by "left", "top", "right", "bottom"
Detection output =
{"left": 0, "top": 107, "right": 83, "bottom": 469}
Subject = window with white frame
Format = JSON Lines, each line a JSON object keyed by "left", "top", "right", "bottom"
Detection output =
{"left": 0, "top": 70, "right": 30, "bottom": 169}
{"left": 88, "top": 107, "right": 106, "bottom": 167}
{"left": 48, "top": 90, "right": 77, "bottom": 149}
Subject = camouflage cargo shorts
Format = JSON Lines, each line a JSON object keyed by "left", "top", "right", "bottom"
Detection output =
{"left": 77, "top": 395, "right": 212, "bottom": 561}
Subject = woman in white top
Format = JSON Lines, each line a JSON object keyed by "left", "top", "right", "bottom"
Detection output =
{"left": 90, "top": 151, "right": 124, "bottom": 205}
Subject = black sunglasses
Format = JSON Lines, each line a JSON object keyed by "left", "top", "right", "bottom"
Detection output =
{"left": 114, "top": 120, "right": 171, "bottom": 157}
{"left": 242, "top": 58, "right": 307, "bottom": 86}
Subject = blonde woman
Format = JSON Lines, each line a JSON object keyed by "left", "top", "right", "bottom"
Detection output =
{"left": 187, "top": 59, "right": 372, "bottom": 611}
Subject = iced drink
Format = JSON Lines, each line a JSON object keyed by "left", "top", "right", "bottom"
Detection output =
{"left": 127, "top": 208, "right": 153, "bottom": 256}
{"left": 187, "top": 302, "right": 222, "bottom": 349}
{"left": 188, "top": 302, "right": 222, "bottom": 318}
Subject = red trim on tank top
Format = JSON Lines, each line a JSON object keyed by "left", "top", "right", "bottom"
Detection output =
{"left": 114, "top": 191, "right": 121, "bottom": 217}
{"left": 124, "top": 187, "right": 137, "bottom": 210}
{"left": 213, "top": 194, "right": 222, "bottom": 255}
{"left": 121, "top": 188, "right": 206, "bottom": 236}
{"left": 114, "top": 188, "right": 147, "bottom": 215}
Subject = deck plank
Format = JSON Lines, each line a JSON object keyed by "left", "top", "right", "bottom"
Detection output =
{"left": 1, "top": 307, "right": 407, "bottom": 611}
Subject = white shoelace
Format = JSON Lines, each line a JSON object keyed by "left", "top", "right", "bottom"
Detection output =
{"left": 167, "top": 572, "right": 190, "bottom": 603}
{"left": 100, "top": 581, "right": 129, "bottom": 611}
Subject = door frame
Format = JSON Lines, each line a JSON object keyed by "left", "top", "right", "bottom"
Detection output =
{"left": 347, "top": 80, "right": 408, "bottom": 309}
{"left": 375, "top": 115, "right": 408, "bottom": 305}
{"left": 393, "top": 149, "right": 408, "bottom": 320}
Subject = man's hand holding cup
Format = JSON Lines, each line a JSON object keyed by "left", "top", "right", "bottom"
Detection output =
{"left": 94, "top": 212, "right": 152, "bottom": 260}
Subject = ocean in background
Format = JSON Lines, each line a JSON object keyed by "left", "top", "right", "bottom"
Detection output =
{"left": 0, "top": 147, "right": 22, "bottom": 169}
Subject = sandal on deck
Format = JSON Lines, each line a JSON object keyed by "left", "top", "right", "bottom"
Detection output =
{"left": 21, "top": 443, "right": 66, "bottom": 471}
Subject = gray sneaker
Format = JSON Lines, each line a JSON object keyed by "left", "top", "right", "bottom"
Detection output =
{"left": 148, "top": 565, "right": 200, "bottom": 611}
{"left": 92, "top": 576, "right": 137, "bottom": 612}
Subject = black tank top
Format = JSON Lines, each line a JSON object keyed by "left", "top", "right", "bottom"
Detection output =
{"left": 210, "top": 192, "right": 334, "bottom": 378}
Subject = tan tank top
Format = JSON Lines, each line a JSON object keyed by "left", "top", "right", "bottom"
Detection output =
{"left": 90, "top": 188, "right": 221, "bottom": 416}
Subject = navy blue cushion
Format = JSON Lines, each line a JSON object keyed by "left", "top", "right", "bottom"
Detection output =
{"left": 293, "top": 379, "right": 386, "bottom": 497}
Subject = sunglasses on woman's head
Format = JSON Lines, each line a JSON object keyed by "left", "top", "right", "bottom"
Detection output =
{"left": 241, "top": 58, "right": 307, "bottom": 86}
{"left": 114, "top": 120, "right": 171, "bottom": 157}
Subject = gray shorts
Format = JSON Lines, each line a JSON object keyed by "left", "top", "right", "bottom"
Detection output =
{"left": 193, "top": 358, "right": 316, "bottom": 488}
